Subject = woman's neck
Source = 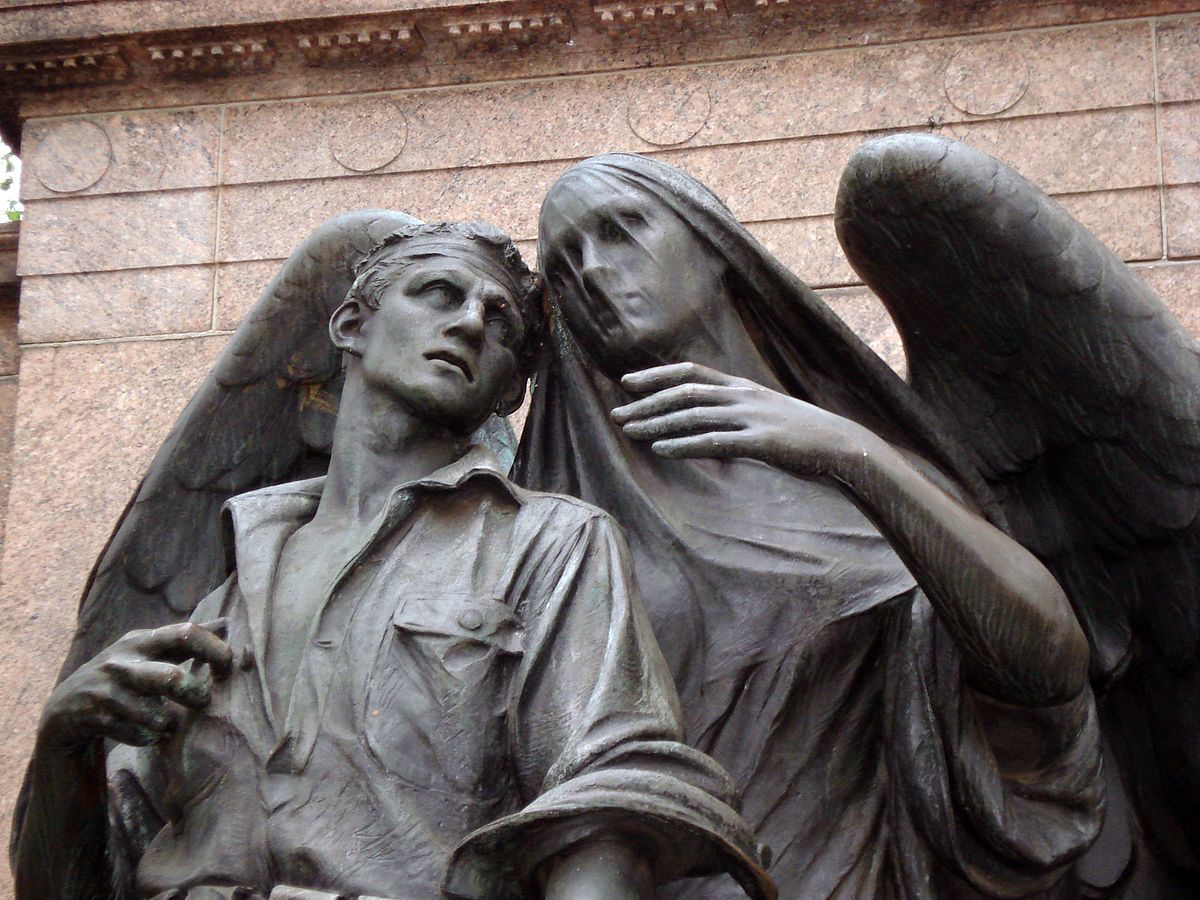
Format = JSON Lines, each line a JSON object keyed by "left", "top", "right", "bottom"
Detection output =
{"left": 669, "top": 295, "right": 788, "bottom": 394}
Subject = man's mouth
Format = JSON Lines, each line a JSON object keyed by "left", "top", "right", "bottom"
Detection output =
{"left": 424, "top": 349, "right": 475, "bottom": 383}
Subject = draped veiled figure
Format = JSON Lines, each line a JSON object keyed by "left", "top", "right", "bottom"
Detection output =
{"left": 516, "top": 143, "right": 1200, "bottom": 898}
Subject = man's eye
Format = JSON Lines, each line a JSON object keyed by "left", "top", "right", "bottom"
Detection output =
{"left": 418, "top": 282, "right": 455, "bottom": 304}
{"left": 487, "top": 314, "right": 513, "bottom": 341}
{"left": 619, "top": 210, "right": 647, "bottom": 228}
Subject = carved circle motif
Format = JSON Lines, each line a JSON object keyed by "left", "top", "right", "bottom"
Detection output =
{"left": 328, "top": 98, "right": 409, "bottom": 173}
{"left": 31, "top": 119, "right": 112, "bottom": 193}
{"left": 627, "top": 74, "right": 712, "bottom": 147}
{"left": 944, "top": 42, "right": 1030, "bottom": 116}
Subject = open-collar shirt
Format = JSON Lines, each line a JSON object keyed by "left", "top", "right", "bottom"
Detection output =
{"left": 108, "top": 447, "right": 770, "bottom": 899}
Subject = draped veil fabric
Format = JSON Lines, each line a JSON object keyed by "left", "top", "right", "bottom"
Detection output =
{"left": 514, "top": 153, "right": 1102, "bottom": 899}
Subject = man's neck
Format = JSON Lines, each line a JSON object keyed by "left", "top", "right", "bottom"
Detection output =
{"left": 316, "top": 370, "right": 469, "bottom": 527}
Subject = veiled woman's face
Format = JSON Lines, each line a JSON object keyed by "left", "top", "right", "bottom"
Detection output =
{"left": 540, "top": 171, "right": 729, "bottom": 377}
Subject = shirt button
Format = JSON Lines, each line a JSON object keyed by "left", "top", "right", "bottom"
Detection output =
{"left": 458, "top": 608, "right": 484, "bottom": 631}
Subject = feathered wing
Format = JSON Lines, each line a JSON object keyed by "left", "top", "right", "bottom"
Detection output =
{"left": 835, "top": 134, "right": 1200, "bottom": 880}
{"left": 59, "top": 209, "right": 422, "bottom": 678}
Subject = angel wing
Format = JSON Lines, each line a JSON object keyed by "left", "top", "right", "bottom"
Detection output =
{"left": 58, "top": 209, "right": 516, "bottom": 680}
{"left": 835, "top": 133, "right": 1200, "bottom": 883}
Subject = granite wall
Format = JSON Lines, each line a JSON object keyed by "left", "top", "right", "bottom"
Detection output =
{"left": 2, "top": 1, "right": 1200, "bottom": 893}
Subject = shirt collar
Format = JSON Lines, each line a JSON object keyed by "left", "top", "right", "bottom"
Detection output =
{"left": 223, "top": 444, "right": 522, "bottom": 538}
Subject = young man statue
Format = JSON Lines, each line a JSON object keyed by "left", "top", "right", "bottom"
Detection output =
{"left": 14, "top": 222, "right": 772, "bottom": 900}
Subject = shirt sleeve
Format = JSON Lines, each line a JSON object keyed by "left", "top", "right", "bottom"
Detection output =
{"left": 885, "top": 589, "right": 1104, "bottom": 897}
{"left": 443, "top": 509, "right": 775, "bottom": 900}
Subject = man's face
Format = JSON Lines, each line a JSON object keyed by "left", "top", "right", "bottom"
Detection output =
{"left": 356, "top": 247, "right": 527, "bottom": 434}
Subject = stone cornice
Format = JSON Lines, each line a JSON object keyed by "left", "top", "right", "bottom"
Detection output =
{"left": 3, "top": 0, "right": 1200, "bottom": 151}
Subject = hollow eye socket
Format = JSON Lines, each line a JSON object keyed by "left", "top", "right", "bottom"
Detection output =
{"left": 597, "top": 217, "right": 624, "bottom": 243}
{"left": 554, "top": 240, "right": 582, "bottom": 266}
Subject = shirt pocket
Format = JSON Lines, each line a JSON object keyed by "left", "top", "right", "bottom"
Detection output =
{"left": 392, "top": 593, "right": 524, "bottom": 674}
{"left": 365, "top": 593, "right": 525, "bottom": 801}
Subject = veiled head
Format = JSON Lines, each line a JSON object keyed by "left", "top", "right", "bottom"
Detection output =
{"left": 539, "top": 157, "right": 732, "bottom": 378}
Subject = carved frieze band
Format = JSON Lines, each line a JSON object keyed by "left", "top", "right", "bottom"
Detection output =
{"left": 593, "top": 0, "right": 725, "bottom": 28}
{"left": 0, "top": 0, "right": 806, "bottom": 93}
{"left": 3, "top": 46, "right": 130, "bottom": 91}
{"left": 442, "top": 12, "right": 570, "bottom": 48}
{"left": 145, "top": 38, "right": 276, "bottom": 79}
{"left": 297, "top": 26, "right": 424, "bottom": 66}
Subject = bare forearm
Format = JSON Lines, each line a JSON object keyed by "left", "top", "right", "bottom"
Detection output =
{"left": 828, "top": 428, "right": 1088, "bottom": 705}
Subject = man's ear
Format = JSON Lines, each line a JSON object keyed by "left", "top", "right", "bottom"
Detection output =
{"left": 329, "top": 298, "right": 368, "bottom": 357}
{"left": 494, "top": 375, "right": 527, "bottom": 417}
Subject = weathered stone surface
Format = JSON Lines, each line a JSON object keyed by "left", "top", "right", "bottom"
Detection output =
{"left": 25, "top": 119, "right": 112, "bottom": 194}
{"left": 0, "top": 335, "right": 227, "bottom": 885}
{"left": 0, "top": 220, "right": 20, "bottom": 291}
{"left": 1156, "top": 14, "right": 1200, "bottom": 102}
{"left": 219, "top": 23, "right": 1155, "bottom": 190}
{"left": 20, "top": 265, "right": 216, "bottom": 343}
{"left": 217, "top": 162, "right": 568, "bottom": 261}
{"left": 660, "top": 135, "right": 862, "bottom": 222}
{"left": 22, "top": 108, "right": 222, "bottom": 200}
{"left": 944, "top": 40, "right": 1031, "bottom": 116}
{"left": 14, "top": 4, "right": 1184, "bottom": 126}
{"left": 1160, "top": 100, "right": 1200, "bottom": 185}
{"left": 1135, "top": 261, "right": 1200, "bottom": 332}
{"left": 215, "top": 258, "right": 281, "bottom": 331}
{"left": 1166, "top": 184, "right": 1200, "bottom": 257}
{"left": 1056, "top": 187, "right": 1164, "bottom": 262}
{"left": 0, "top": 378, "right": 17, "bottom": 549}
{"left": 218, "top": 107, "right": 1156, "bottom": 268}
{"left": 16, "top": 188, "right": 217, "bottom": 276}
{"left": 0, "top": 295, "right": 18, "bottom": 375}
{"left": 748, "top": 217, "right": 855, "bottom": 288}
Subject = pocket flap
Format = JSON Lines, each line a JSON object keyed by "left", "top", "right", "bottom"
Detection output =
{"left": 393, "top": 594, "right": 524, "bottom": 654}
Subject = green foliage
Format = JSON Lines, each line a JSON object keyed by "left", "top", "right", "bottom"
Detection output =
{"left": 2, "top": 150, "right": 20, "bottom": 222}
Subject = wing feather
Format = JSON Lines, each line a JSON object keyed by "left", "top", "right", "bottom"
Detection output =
{"left": 836, "top": 134, "right": 1200, "bottom": 871}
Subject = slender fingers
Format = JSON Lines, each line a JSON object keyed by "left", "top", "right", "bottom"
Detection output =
{"left": 620, "top": 362, "right": 736, "bottom": 394}
{"left": 612, "top": 383, "right": 732, "bottom": 425}
{"left": 651, "top": 432, "right": 748, "bottom": 459}
{"left": 93, "top": 697, "right": 180, "bottom": 746}
{"left": 131, "top": 620, "right": 233, "bottom": 679}
{"left": 105, "top": 658, "right": 212, "bottom": 708}
{"left": 621, "top": 408, "right": 743, "bottom": 441}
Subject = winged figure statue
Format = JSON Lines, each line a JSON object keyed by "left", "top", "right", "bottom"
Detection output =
{"left": 12, "top": 133, "right": 1199, "bottom": 899}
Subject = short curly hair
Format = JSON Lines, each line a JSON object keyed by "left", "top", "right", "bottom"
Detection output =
{"left": 346, "top": 221, "right": 544, "bottom": 379}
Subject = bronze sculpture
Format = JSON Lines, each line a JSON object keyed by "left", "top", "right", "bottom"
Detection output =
{"left": 11, "top": 219, "right": 773, "bottom": 899}
{"left": 516, "top": 137, "right": 1200, "bottom": 897}
{"left": 12, "top": 132, "right": 1200, "bottom": 898}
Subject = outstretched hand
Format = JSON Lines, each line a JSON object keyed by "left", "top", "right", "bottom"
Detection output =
{"left": 39, "top": 619, "right": 232, "bottom": 750}
{"left": 612, "top": 362, "right": 870, "bottom": 477}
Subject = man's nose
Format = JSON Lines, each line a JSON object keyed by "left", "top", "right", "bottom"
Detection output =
{"left": 444, "top": 294, "right": 486, "bottom": 350}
